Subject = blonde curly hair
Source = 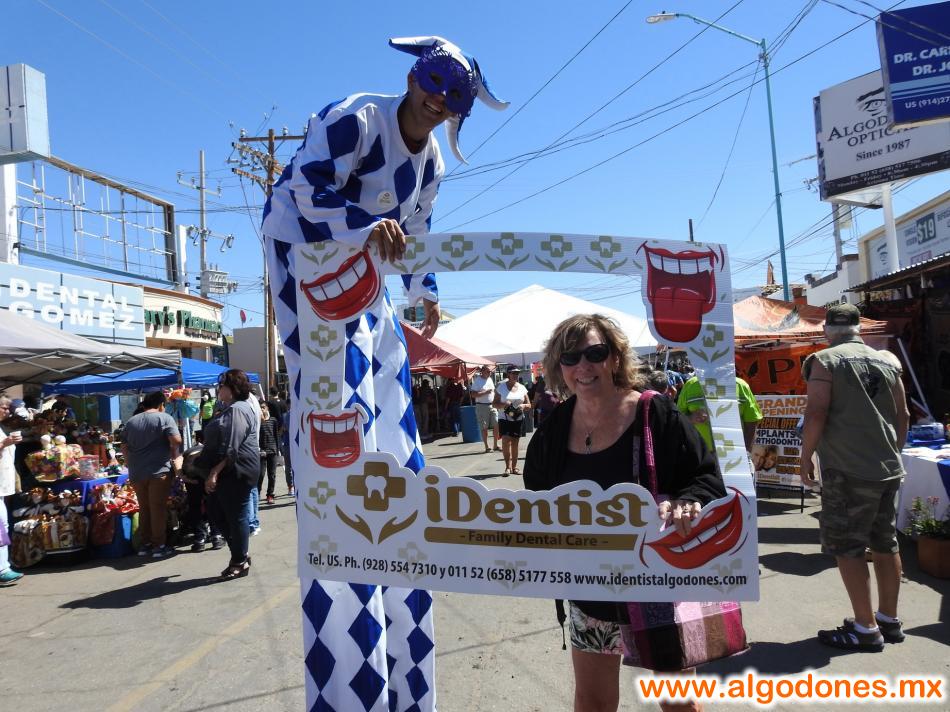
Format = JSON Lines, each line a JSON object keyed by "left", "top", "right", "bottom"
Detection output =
{"left": 541, "top": 314, "right": 647, "bottom": 398}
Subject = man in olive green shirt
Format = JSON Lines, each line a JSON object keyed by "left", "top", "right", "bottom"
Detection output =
{"left": 800, "top": 303, "right": 909, "bottom": 653}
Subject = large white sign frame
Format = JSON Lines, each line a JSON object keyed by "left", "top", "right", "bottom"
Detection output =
{"left": 291, "top": 233, "right": 759, "bottom": 602}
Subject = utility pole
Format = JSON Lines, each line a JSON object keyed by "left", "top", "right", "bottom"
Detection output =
{"left": 231, "top": 128, "right": 306, "bottom": 393}
{"left": 177, "top": 150, "right": 223, "bottom": 298}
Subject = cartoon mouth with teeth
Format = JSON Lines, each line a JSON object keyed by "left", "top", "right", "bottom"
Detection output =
{"left": 307, "top": 409, "right": 363, "bottom": 468}
{"left": 642, "top": 490, "right": 745, "bottom": 569}
{"left": 640, "top": 242, "right": 724, "bottom": 343}
{"left": 300, "top": 248, "right": 380, "bottom": 322}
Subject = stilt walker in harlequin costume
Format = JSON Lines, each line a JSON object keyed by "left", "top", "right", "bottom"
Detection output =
{"left": 261, "top": 37, "right": 507, "bottom": 712}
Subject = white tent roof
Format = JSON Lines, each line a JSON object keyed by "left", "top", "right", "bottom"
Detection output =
{"left": 436, "top": 285, "right": 657, "bottom": 364}
{"left": 0, "top": 308, "right": 180, "bottom": 389}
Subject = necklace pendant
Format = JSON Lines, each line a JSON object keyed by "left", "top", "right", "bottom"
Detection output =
{"left": 585, "top": 433, "right": 592, "bottom": 455}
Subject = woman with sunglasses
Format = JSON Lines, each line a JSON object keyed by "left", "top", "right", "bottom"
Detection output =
{"left": 523, "top": 314, "right": 724, "bottom": 712}
{"left": 202, "top": 369, "right": 260, "bottom": 580}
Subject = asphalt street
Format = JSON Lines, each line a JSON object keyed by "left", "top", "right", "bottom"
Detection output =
{"left": 3, "top": 432, "right": 948, "bottom": 711}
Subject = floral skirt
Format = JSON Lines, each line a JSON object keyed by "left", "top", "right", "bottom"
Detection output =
{"left": 568, "top": 601, "right": 623, "bottom": 655}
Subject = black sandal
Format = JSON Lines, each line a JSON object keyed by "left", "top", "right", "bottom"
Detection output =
{"left": 220, "top": 556, "right": 252, "bottom": 580}
{"left": 817, "top": 620, "right": 884, "bottom": 652}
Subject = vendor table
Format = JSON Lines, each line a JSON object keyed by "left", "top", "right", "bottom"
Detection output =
{"left": 898, "top": 447, "right": 950, "bottom": 533}
{"left": 48, "top": 471, "right": 129, "bottom": 510}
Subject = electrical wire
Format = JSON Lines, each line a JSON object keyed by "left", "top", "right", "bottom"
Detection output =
{"left": 432, "top": 0, "right": 749, "bottom": 225}
{"left": 439, "top": 0, "right": 907, "bottom": 232}
{"left": 697, "top": 62, "right": 760, "bottom": 226}
{"left": 445, "top": 0, "right": 637, "bottom": 175}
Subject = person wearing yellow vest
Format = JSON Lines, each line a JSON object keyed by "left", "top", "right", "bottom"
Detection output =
{"left": 676, "top": 375, "right": 762, "bottom": 452}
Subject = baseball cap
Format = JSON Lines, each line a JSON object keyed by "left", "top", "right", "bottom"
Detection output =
{"left": 506, "top": 365, "right": 522, "bottom": 373}
{"left": 825, "top": 303, "right": 860, "bottom": 326}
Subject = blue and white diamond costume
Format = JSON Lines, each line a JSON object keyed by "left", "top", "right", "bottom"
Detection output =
{"left": 261, "top": 37, "right": 507, "bottom": 712}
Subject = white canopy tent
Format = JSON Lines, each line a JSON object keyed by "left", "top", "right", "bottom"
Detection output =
{"left": 0, "top": 308, "right": 180, "bottom": 389}
{"left": 436, "top": 284, "right": 657, "bottom": 364}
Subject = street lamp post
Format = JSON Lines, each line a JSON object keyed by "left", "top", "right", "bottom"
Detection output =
{"left": 647, "top": 11, "right": 790, "bottom": 301}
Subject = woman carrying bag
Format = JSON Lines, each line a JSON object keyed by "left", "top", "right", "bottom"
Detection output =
{"left": 523, "top": 314, "right": 734, "bottom": 712}
{"left": 202, "top": 369, "right": 260, "bottom": 580}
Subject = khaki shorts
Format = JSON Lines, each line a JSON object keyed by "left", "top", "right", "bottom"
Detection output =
{"left": 819, "top": 468, "right": 901, "bottom": 558}
{"left": 475, "top": 403, "right": 497, "bottom": 430}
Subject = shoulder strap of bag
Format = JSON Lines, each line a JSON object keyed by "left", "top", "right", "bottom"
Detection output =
{"left": 639, "top": 390, "right": 658, "bottom": 496}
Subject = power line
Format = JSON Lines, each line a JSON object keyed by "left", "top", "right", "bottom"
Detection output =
{"left": 445, "top": 0, "right": 637, "bottom": 174}
{"left": 432, "top": 0, "right": 749, "bottom": 225}
{"left": 697, "top": 62, "right": 760, "bottom": 226}
{"left": 32, "top": 0, "right": 230, "bottom": 122}
{"left": 439, "top": 0, "right": 901, "bottom": 232}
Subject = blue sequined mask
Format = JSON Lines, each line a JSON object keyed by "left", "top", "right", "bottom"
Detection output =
{"left": 411, "top": 48, "right": 477, "bottom": 117}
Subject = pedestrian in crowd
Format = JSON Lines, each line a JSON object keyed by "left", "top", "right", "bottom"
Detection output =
{"left": 444, "top": 377, "right": 465, "bottom": 436}
{"left": 531, "top": 376, "right": 561, "bottom": 426}
{"left": 180, "top": 445, "right": 225, "bottom": 553}
{"left": 470, "top": 365, "right": 500, "bottom": 453}
{"left": 494, "top": 366, "right": 530, "bottom": 476}
{"left": 50, "top": 394, "right": 75, "bottom": 422}
{"left": 646, "top": 370, "right": 671, "bottom": 395}
{"left": 266, "top": 386, "right": 286, "bottom": 425}
{"left": 678, "top": 374, "right": 762, "bottom": 451}
{"left": 120, "top": 391, "right": 182, "bottom": 559}
{"left": 280, "top": 405, "right": 294, "bottom": 497}
{"left": 200, "top": 392, "right": 214, "bottom": 429}
{"left": 800, "top": 304, "right": 910, "bottom": 652}
{"left": 258, "top": 403, "right": 280, "bottom": 506}
{"left": 417, "top": 379, "right": 437, "bottom": 436}
{"left": 245, "top": 394, "right": 263, "bottom": 536}
{"left": 524, "top": 314, "right": 723, "bottom": 712}
{"left": 202, "top": 369, "right": 260, "bottom": 580}
{"left": 0, "top": 396, "right": 24, "bottom": 586}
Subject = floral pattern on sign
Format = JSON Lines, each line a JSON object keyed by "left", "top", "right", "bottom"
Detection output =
{"left": 486, "top": 233, "right": 529, "bottom": 270}
{"left": 308, "top": 535, "right": 338, "bottom": 573}
{"left": 300, "top": 241, "right": 340, "bottom": 266}
{"left": 392, "top": 235, "right": 432, "bottom": 273}
{"left": 690, "top": 325, "right": 730, "bottom": 364}
{"left": 598, "top": 563, "right": 636, "bottom": 594}
{"left": 306, "top": 325, "right": 342, "bottom": 361}
{"left": 585, "top": 236, "right": 628, "bottom": 273}
{"left": 492, "top": 559, "right": 528, "bottom": 590}
{"left": 397, "top": 541, "right": 429, "bottom": 582}
{"left": 535, "top": 235, "right": 579, "bottom": 272}
{"left": 306, "top": 377, "right": 340, "bottom": 410}
{"left": 436, "top": 234, "right": 478, "bottom": 271}
{"left": 710, "top": 559, "right": 745, "bottom": 594}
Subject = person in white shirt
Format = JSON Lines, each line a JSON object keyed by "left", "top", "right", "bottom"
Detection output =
{"left": 470, "top": 365, "right": 500, "bottom": 453}
{"left": 493, "top": 366, "right": 530, "bottom": 476}
{"left": 0, "top": 396, "right": 24, "bottom": 586}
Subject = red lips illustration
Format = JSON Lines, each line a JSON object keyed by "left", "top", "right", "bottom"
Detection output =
{"left": 640, "top": 242, "right": 723, "bottom": 343}
{"left": 300, "top": 248, "right": 380, "bottom": 322}
{"left": 307, "top": 409, "right": 363, "bottom": 468}
{"left": 643, "top": 492, "right": 744, "bottom": 569}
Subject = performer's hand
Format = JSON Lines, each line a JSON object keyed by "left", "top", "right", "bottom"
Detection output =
{"left": 421, "top": 300, "right": 441, "bottom": 338}
{"left": 369, "top": 219, "right": 406, "bottom": 263}
{"left": 658, "top": 499, "right": 702, "bottom": 538}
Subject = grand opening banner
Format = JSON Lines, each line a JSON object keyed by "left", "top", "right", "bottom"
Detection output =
{"left": 290, "top": 234, "right": 758, "bottom": 602}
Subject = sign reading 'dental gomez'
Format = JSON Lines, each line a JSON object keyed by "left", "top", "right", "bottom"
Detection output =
{"left": 814, "top": 70, "right": 950, "bottom": 202}
{"left": 291, "top": 233, "right": 758, "bottom": 603}
{"left": 0, "top": 262, "right": 145, "bottom": 346}
{"left": 877, "top": 0, "right": 950, "bottom": 129}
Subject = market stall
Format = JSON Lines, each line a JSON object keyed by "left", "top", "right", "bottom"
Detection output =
{"left": 0, "top": 308, "right": 180, "bottom": 389}
{"left": 42, "top": 357, "right": 259, "bottom": 395}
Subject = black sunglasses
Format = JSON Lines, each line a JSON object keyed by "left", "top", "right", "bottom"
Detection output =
{"left": 559, "top": 343, "right": 610, "bottom": 367}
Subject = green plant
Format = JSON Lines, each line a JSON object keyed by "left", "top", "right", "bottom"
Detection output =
{"left": 904, "top": 496, "right": 950, "bottom": 540}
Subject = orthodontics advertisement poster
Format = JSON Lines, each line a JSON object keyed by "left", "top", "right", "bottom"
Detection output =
{"left": 752, "top": 395, "right": 808, "bottom": 490}
{"left": 292, "top": 233, "right": 758, "bottom": 602}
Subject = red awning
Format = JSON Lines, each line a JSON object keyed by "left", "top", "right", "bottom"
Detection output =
{"left": 734, "top": 296, "right": 888, "bottom": 346}
{"left": 402, "top": 322, "right": 494, "bottom": 380}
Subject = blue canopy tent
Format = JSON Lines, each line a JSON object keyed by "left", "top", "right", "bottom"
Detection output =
{"left": 43, "top": 358, "right": 260, "bottom": 396}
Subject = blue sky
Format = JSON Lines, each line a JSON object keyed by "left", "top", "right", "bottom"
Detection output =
{"left": 6, "top": 0, "right": 947, "bottom": 330}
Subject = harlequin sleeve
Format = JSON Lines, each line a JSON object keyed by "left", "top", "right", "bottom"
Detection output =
{"left": 400, "top": 149, "right": 444, "bottom": 305}
{"left": 267, "top": 105, "right": 379, "bottom": 249}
